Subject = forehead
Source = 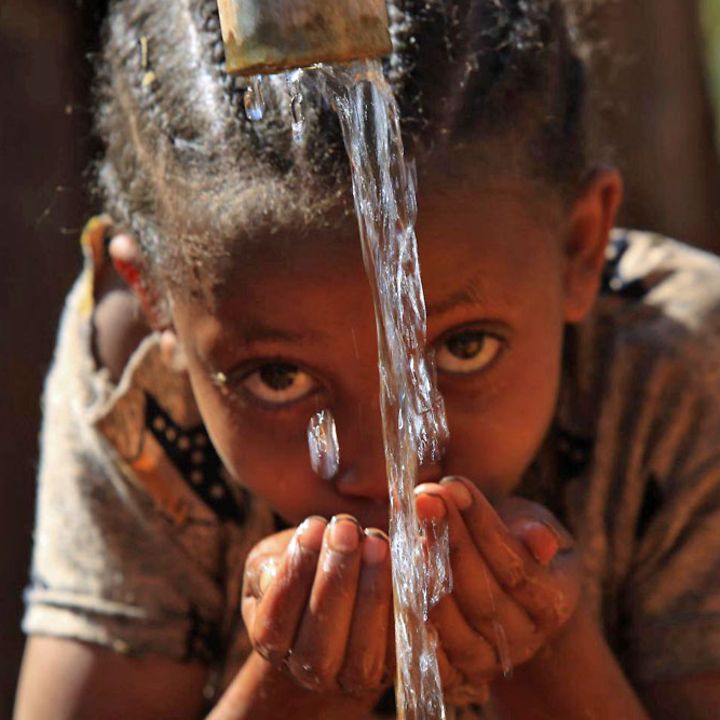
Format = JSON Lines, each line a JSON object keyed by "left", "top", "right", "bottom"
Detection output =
{"left": 172, "top": 178, "right": 565, "bottom": 339}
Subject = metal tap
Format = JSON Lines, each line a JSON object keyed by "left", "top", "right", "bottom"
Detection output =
{"left": 216, "top": 0, "right": 392, "bottom": 75}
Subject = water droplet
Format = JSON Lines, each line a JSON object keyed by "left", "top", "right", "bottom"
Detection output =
{"left": 291, "top": 94, "right": 305, "bottom": 142}
{"left": 244, "top": 75, "right": 265, "bottom": 121}
{"left": 493, "top": 620, "right": 514, "bottom": 679}
{"left": 286, "top": 69, "right": 305, "bottom": 143}
{"left": 424, "top": 518, "right": 452, "bottom": 612}
{"left": 307, "top": 409, "right": 340, "bottom": 480}
{"left": 481, "top": 561, "right": 514, "bottom": 679}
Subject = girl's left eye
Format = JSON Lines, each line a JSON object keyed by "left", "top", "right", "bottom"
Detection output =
{"left": 241, "top": 362, "right": 318, "bottom": 405}
{"left": 435, "top": 329, "right": 505, "bottom": 375}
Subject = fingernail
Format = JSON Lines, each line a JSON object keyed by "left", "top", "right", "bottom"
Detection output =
{"left": 440, "top": 477, "right": 473, "bottom": 511}
{"left": 296, "top": 516, "right": 327, "bottom": 553}
{"left": 520, "top": 521, "right": 560, "bottom": 567}
{"left": 414, "top": 491, "right": 447, "bottom": 521}
{"left": 363, "top": 529, "right": 389, "bottom": 565}
{"left": 329, "top": 514, "right": 361, "bottom": 553}
{"left": 540, "top": 519, "right": 575, "bottom": 552}
{"left": 259, "top": 563, "right": 276, "bottom": 595}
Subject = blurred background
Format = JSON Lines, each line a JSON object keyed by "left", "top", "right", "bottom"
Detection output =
{"left": 1, "top": 0, "right": 719, "bottom": 715}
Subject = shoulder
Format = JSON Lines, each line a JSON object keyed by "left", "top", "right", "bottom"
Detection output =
{"left": 564, "top": 230, "right": 720, "bottom": 437}
{"left": 558, "top": 230, "right": 720, "bottom": 522}
{"left": 558, "top": 233, "right": 720, "bottom": 683}
{"left": 599, "top": 229, "right": 720, "bottom": 358}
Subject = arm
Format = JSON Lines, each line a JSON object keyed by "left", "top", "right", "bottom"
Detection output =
{"left": 493, "top": 608, "right": 720, "bottom": 720}
{"left": 641, "top": 674, "right": 720, "bottom": 720}
{"left": 13, "top": 636, "right": 379, "bottom": 720}
{"left": 14, "top": 637, "right": 208, "bottom": 720}
{"left": 491, "top": 606, "right": 649, "bottom": 719}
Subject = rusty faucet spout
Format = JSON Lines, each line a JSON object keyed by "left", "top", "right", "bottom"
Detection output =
{"left": 216, "top": 0, "right": 392, "bottom": 75}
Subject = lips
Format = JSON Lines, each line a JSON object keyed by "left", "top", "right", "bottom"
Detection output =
{"left": 310, "top": 494, "right": 390, "bottom": 533}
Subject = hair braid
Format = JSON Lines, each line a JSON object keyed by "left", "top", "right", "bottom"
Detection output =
{"left": 95, "top": 0, "right": 592, "bottom": 290}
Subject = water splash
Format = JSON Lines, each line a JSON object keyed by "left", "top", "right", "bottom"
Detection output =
{"left": 307, "top": 409, "right": 341, "bottom": 481}
{"left": 244, "top": 75, "right": 266, "bottom": 121}
{"left": 318, "top": 60, "right": 450, "bottom": 719}
{"left": 480, "top": 563, "right": 514, "bottom": 680}
{"left": 286, "top": 68, "right": 306, "bottom": 143}
{"left": 424, "top": 518, "right": 453, "bottom": 613}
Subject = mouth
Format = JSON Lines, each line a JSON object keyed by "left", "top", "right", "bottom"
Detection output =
{"left": 333, "top": 498, "right": 390, "bottom": 533}
{"left": 303, "top": 493, "right": 390, "bottom": 534}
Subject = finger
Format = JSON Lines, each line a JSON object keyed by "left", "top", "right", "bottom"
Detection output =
{"left": 436, "top": 638, "right": 492, "bottom": 707}
{"left": 436, "top": 641, "right": 465, "bottom": 697}
{"left": 429, "top": 595, "right": 497, "bottom": 679}
{"left": 338, "top": 529, "right": 393, "bottom": 694}
{"left": 415, "top": 483, "right": 536, "bottom": 647}
{"left": 499, "top": 496, "right": 574, "bottom": 565}
{"left": 248, "top": 517, "right": 326, "bottom": 663}
{"left": 495, "top": 495, "right": 581, "bottom": 627}
{"left": 440, "top": 478, "right": 579, "bottom": 630}
{"left": 514, "top": 519, "right": 560, "bottom": 567}
{"left": 385, "top": 605, "right": 397, "bottom": 686}
{"left": 287, "top": 515, "right": 363, "bottom": 691}
{"left": 437, "top": 641, "right": 491, "bottom": 707}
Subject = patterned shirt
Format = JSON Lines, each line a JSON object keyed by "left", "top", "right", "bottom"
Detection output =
{"left": 22, "top": 224, "right": 720, "bottom": 715}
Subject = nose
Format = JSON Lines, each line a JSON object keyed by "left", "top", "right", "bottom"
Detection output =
{"left": 332, "top": 391, "right": 389, "bottom": 501}
{"left": 332, "top": 406, "right": 444, "bottom": 501}
{"left": 417, "top": 462, "right": 443, "bottom": 485}
{"left": 331, "top": 344, "right": 446, "bottom": 501}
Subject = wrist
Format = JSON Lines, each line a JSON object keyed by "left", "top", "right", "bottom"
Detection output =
{"left": 208, "top": 651, "right": 380, "bottom": 720}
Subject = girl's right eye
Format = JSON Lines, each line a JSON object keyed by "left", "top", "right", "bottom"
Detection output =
{"left": 240, "top": 362, "right": 318, "bottom": 406}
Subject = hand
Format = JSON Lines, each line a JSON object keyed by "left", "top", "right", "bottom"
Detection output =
{"left": 242, "top": 516, "right": 394, "bottom": 697}
{"left": 414, "top": 478, "right": 581, "bottom": 701}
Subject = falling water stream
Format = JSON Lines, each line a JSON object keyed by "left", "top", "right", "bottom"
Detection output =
{"left": 246, "top": 60, "right": 452, "bottom": 718}
{"left": 320, "top": 61, "right": 451, "bottom": 720}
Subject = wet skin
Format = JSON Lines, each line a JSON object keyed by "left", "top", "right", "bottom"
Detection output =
{"left": 123, "top": 170, "right": 622, "bottom": 700}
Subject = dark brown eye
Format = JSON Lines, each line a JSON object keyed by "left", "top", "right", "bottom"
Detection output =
{"left": 259, "top": 363, "right": 298, "bottom": 391}
{"left": 436, "top": 330, "right": 503, "bottom": 374}
{"left": 243, "top": 363, "right": 317, "bottom": 404}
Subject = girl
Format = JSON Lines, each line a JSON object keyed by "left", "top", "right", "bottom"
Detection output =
{"left": 14, "top": 1, "right": 720, "bottom": 718}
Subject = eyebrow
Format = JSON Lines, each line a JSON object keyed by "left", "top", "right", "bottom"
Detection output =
{"left": 199, "top": 321, "right": 324, "bottom": 371}
{"left": 237, "top": 322, "right": 325, "bottom": 347}
{"left": 426, "top": 272, "right": 488, "bottom": 318}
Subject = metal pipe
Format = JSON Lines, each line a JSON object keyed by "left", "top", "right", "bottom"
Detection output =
{"left": 217, "top": 0, "right": 392, "bottom": 75}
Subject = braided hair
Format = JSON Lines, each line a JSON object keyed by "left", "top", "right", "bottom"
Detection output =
{"left": 95, "top": 0, "right": 590, "bottom": 290}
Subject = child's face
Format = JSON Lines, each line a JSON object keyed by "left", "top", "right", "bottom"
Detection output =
{"left": 169, "top": 173, "right": 618, "bottom": 530}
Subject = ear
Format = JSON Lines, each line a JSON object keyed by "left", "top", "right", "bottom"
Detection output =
{"left": 109, "top": 233, "right": 170, "bottom": 331}
{"left": 563, "top": 167, "right": 624, "bottom": 323}
{"left": 110, "top": 234, "right": 187, "bottom": 370}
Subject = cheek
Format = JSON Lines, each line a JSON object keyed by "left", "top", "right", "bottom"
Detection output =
{"left": 183, "top": 363, "right": 320, "bottom": 523}
{"left": 441, "top": 310, "right": 564, "bottom": 498}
